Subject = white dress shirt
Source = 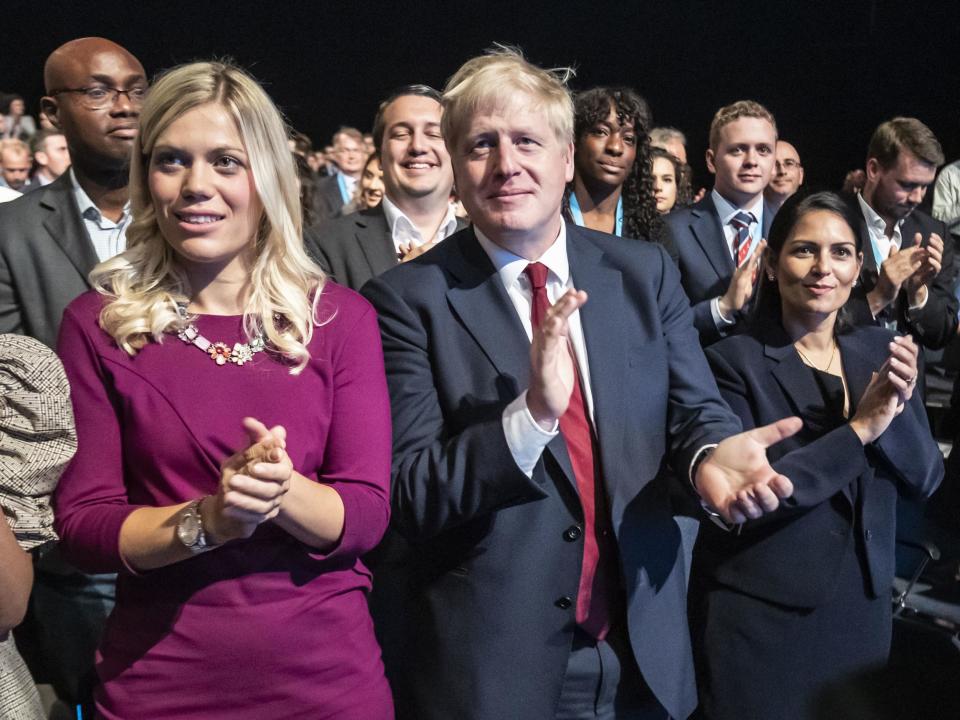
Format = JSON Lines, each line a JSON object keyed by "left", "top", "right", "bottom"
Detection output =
{"left": 474, "top": 223, "right": 596, "bottom": 477}
{"left": 856, "top": 192, "right": 927, "bottom": 313}
{"left": 69, "top": 167, "right": 131, "bottom": 262}
{"left": 382, "top": 196, "right": 459, "bottom": 256}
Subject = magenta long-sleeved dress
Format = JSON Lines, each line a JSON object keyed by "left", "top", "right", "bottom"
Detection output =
{"left": 53, "top": 283, "right": 394, "bottom": 720}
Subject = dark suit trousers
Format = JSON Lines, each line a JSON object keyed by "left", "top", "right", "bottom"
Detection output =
{"left": 556, "top": 626, "right": 670, "bottom": 720}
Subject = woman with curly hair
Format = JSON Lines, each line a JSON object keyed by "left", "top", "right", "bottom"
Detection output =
{"left": 568, "top": 86, "right": 662, "bottom": 240}
{"left": 52, "top": 60, "right": 393, "bottom": 719}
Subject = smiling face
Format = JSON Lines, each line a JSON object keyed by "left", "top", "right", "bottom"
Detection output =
{"left": 148, "top": 103, "right": 262, "bottom": 277}
{"left": 453, "top": 98, "right": 573, "bottom": 256}
{"left": 775, "top": 209, "right": 862, "bottom": 325}
{"left": 574, "top": 103, "right": 637, "bottom": 191}
{"left": 767, "top": 140, "right": 803, "bottom": 201}
{"left": 380, "top": 94, "right": 452, "bottom": 207}
{"left": 359, "top": 154, "right": 384, "bottom": 208}
{"left": 652, "top": 155, "right": 678, "bottom": 213}
{"left": 707, "top": 116, "right": 776, "bottom": 207}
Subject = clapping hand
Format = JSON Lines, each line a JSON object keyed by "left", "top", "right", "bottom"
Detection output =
{"left": 205, "top": 418, "right": 293, "bottom": 543}
{"left": 849, "top": 335, "right": 918, "bottom": 445}
{"left": 905, "top": 232, "right": 943, "bottom": 305}
{"left": 718, "top": 240, "right": 766, "bottom": 321}
{"left": 694, "top": 417, "right": 802, "bottom": 524}
{"left": 526, "top": 289, "right": 589, "bottom": 429}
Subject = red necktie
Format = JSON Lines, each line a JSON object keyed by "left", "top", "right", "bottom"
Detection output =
{"left": 524, "top": 262, "right": 614, "bottom": 640}
{"left": 731, "top": 211, "right": 755, "bottom": 267}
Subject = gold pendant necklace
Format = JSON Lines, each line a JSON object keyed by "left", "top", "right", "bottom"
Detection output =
{"left": 795, "top": 341, "right": 837, "bottom": 373}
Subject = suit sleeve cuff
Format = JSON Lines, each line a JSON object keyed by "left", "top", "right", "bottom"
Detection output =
{"left": 908, "top": 285, "right": 929, "bottom": 312}
{"left": 503, "top": 390, "right": 559, "bottom": 477}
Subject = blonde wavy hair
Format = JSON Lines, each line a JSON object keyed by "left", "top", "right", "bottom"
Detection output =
{"left": 90, "top": 60, "right": 325, "bottom": 373}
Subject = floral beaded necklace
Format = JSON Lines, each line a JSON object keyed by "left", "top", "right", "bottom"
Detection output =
{"left": 175, "top": 303, "right": 266, "bottom": 366}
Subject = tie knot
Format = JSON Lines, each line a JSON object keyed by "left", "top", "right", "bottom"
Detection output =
{"left": 524, "top": 262, "right": 549, "bottom": 291}
{"left": 731, "top": 211, "right": 754, "bottom": 231}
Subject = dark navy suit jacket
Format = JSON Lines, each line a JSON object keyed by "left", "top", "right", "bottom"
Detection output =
{"left": 843, "top": 195, "right": 959, "bottom": 350}
{"left": 695, "top": 322, "right": 942, "bottom": 607}
{"left": 362, "top": 222, "right": 741, "bottom": 720}
{"left": 661, "top": 193, "right": 774, "bottom": 347}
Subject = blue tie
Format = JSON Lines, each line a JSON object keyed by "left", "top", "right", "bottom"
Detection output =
{"left": 731, "top": 211, "right": 755, "bottom": 267}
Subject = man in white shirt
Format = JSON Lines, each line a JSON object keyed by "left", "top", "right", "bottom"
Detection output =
{"left": 662, "top": 100, "right": 778, "bottom": 346}
{"left": 844, "top": 117, "right": 957, "bottom": 349}
{"left": 932, "top": 158, "right": 960, "bottom": 239}
{"left": 308, "top": 85, "right": 462, "bottom": 291}
{"left": 362, "top": 48, "right": 799, "bottom": 720}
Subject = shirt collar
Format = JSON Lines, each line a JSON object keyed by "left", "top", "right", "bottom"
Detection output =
{"left": 381, "top": 195, "right": 459, "bottom": 243}
{"left": 69, "top": 167, "right": 130, "bottom": 225}
{"left": 856, "top": 191, "right": 899, "bottom": 235}
{"left": 711, "top": 188, "right": 764, "bottom": 226}
{"left": 475, "top": 220, "right": 569, "bottom": 291}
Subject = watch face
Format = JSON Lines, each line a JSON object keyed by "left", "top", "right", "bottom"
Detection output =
{"left": 177, "top": 511, "right": 201, "bottom": 547}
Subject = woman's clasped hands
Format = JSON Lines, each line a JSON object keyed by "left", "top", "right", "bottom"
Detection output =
{"left": 203, "top": 418, "right": 293, "bottom": 544}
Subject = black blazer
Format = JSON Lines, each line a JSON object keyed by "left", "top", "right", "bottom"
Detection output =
{"left": 311, "top": 173, "right": 347, "bottom": 224}
{"left": 362, "top": 223, "right": 741, "bottom": 720}
{"left": 696, "top": 322, "right": 943, "bottom": 608}
{"left": 0, "top": 173, "right": 98, "bottom": 348}
{"left": 661, "top": 193, "right": 774, "bottom": 346}
{"left": 306, "top": 205, "right": 468, "bottom": 292}
{"left": 844, "top": 195, "right": 958, "bottom": 349}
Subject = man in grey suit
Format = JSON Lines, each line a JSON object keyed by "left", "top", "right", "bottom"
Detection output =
{"left": 306, "top": 85, "right": 463, "bottom": 291}
{"left": 0, "top": 37, "right": 145, "bottom": 716}
{"left": 0, "top": 37, "right": 145, "bottom": 349}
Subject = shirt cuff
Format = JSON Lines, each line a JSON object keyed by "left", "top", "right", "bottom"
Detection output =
{"left": 503, "top": 390, "right": 559, "bottom": 477}
{"left": 711, "top": 297, "right": 736, "bottom": 330}
{"left": 908, "top": 285, "right": 929, "bottom": 312}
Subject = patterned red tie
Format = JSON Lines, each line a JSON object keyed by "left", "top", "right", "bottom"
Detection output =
{"left": 731, "top": 211, "right": 755, "bottom": 267}
{"left": 524, "top": 262, "right": 614, "bottom": 640}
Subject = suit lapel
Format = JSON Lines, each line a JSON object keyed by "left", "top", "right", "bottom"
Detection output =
{"left": 567, "top": 226, "right": 626, "bottom": 494}
{"left": 690, "top": 196, "right": 734, "bottom": 280}
{"left": 445, "top": 229, "right": 578, "bottom": 491}
{"left": 39, "top": 177, "right": 99, "bottom": 283}
{"left": 355, "top": 209, "right": 397, "bottom": 279}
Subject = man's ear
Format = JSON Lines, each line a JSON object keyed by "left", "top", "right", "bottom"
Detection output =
{"left": 865, "top": 157, "right": 880, "bottom": 182}
{"left": 40, "top": 97, "right": 61, "bottom": 131}
{"left": 705, "top": 147, "right": 716, "bottom": 175}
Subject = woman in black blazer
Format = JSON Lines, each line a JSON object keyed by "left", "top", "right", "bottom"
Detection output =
{"left": 689, "top": 192, "right": 943, "bottom": 720}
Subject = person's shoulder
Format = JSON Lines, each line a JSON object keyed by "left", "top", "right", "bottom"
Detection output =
{"left": 315, "top": 279, "right": 376, "bottom": 327}
{"left": 63, "top": 289, "right": 107, "bottom": 322}
{"left": 707, "top": 331, "right": 764, "bottom": 363}
{"left": 372, "top": 225, "right": 469, "bottom": 290}
{"left": 317, "top": 206, "right": 385, "bottom": 244}
{"left": 569, "top": 224, "right": 672, "bottom": 275}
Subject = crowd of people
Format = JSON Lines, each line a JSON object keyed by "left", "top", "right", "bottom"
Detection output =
{"left": 0, "top": 34, "right": 956, "bottom": 720}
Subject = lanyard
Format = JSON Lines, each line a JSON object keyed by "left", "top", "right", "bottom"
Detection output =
{"left": 568, "top": 192, "right": 623, "bottom": 236}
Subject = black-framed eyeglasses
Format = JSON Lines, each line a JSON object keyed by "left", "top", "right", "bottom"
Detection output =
{"left": 50, "top": 85, "right": 148, "bottom": 110}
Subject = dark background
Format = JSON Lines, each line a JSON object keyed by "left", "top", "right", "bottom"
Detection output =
{"left": 3, "top": 1, "right": 958, "bottom": 191}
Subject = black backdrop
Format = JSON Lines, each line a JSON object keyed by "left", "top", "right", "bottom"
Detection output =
{"left": 3, "top": 1, "right": 958, "bottom": 192}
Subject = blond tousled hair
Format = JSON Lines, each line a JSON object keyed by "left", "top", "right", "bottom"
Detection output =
{"left": 90, "top": 60, "right": 325, "bottom": 374}
{"left": 441, "top": 45, "right": 575, "bottom": 154}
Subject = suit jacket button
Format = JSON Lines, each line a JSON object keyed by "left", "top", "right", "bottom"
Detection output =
{"left": 555, "top": 596, "right": 573, "bottom": 610}
{"left": 864, "top": 529, "right": 873, "bottom": 541}
{"left": 563, "top": 525, "right": 583, "bottom": 542}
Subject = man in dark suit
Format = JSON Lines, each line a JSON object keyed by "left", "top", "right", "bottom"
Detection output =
{"left": 363, "top": 48, "right": 800, "bottom": 720}
{"left": 311, "top": 126, "right": 366, "bottom": 224}
{"left": 307, "top": 85, "right": 463, "bottom": 291}
{"left": 661, "top": 101, "right": 777, "bottom": 346}
{"left": 0, "top": 37, "right": 145, "bottom": 714}
{"left": 844, "top": 117, "right": 957, "bottom": 349}
{"left": 0, "top": 37, "right": 144, "bottom": 349}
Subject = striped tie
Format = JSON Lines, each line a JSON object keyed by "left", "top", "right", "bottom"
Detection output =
{"left": 731, "top": 211, "right": 755, "bottom": 267}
